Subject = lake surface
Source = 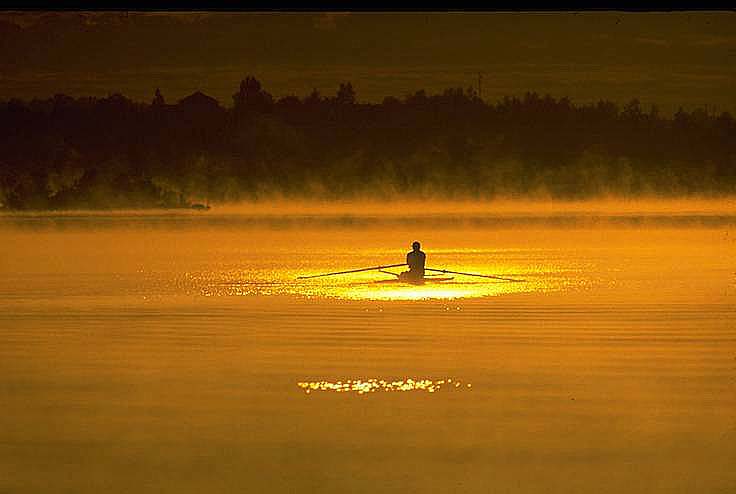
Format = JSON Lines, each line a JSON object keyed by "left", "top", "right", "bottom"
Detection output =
{"left": 1, "top": 208, "right": 735, "bottom": 494}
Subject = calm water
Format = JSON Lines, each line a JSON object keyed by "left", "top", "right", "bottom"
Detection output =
{"left": 1, "top": 210, "right": 735, "bottom": 494}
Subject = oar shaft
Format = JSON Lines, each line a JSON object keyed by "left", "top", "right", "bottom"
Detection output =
{"left": 425, "top": 267, "right": 525, "bottom": 282}
{"left": 297, "top": 263, "right": 407, "bottom": 279}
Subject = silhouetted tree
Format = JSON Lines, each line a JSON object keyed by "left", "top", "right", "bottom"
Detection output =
{"left": 233, "top": 76, "right": 274, "bottom": 115}
{"left": 335, "top": 82, "right": 356, "bottom": 105}
{"left": 152, "top": 88, "right": 165, "bottom": 107}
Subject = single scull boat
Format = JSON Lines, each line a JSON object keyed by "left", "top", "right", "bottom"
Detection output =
{"left": 296, "top": 263, "right": 524, "bottom": 284}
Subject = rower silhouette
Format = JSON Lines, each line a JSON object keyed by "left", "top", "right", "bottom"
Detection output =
{"left": 401, "top": 241, "right": 426, "bottom": 282}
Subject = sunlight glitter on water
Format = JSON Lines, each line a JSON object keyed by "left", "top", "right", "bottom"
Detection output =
{"left": 322, "top": 279, "right": 536, "bottom": 300}
{"left": 196, "top": 273, "right": 554, "bottom": 300}
{"left": 189, "top": 259, "right": 581, "bottom": 301}
{"left": 297, "top": 378, "right": 473, "bottom": 394}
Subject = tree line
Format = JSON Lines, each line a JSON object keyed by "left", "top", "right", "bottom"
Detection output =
{"left": 1, "top": 76, "right": 735, "bottom": 209}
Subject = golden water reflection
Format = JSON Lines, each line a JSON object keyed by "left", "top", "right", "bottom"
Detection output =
{"left": 316, "top": 275, "right": 545, "bottom": 300}
{"left": 183, "top": 242, "right": 592, "bottom": 301}
{"left": 297, "top": 378, "right": 472, "bottom": 394}
{"left": 192, "top": 263, "right": 585, "bottom": 300}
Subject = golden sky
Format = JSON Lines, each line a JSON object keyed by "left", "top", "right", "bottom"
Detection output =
{"left": 1, "top": 11, "right": 735, "bottom": 113}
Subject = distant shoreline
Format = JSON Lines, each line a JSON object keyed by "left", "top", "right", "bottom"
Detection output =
{"left": 2, "top": 79, "right": 735, "bottom": 211}
{"left": 2, "top": 196, "right": 735, "bottom": 215}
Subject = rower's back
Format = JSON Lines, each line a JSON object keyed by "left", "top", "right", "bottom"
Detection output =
{"left": 406, "top": 241, "right": 426, "bottom": 278}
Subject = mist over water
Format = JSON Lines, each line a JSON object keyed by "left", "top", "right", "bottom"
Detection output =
{"left": 1, "top": 199, "right": 735, "bottom": 493}
{"left": 3, "top": 198, "right": 736, "bottom": 229}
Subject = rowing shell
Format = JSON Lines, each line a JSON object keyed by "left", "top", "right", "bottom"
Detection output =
{"left": 372, "top": 276, "right": 454, "bottom": 285}
{"left": 297, "top": 263, "right": 524, "bottom": 283}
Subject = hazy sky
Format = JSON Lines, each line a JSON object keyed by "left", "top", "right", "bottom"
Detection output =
{"left": 1, "top": 11, "right": 735, "bottom": 113}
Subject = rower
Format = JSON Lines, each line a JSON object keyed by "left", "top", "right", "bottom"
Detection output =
{"left": 401, "top": 241, "right": 426, "bottom": 282}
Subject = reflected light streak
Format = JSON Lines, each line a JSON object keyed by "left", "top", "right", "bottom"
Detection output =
{"left": 337, "top": 282, "right": 525, "bottom": 301}
{"left": 186, "top": 258, "right": 586, "bottom": 300}
{"left": 297, "top": 377, "right": 472, "bottom": 394}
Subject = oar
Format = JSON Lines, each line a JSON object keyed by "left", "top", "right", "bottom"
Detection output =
{"left": 297, "top": 263, "right": 407, "bottom": 279}
{"left": 425, "top": 267, "right": 525, "bottom": 282}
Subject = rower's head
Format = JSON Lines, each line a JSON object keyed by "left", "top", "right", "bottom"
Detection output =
{"left": 412, "top": 241, "right": 421, "bottom": 251}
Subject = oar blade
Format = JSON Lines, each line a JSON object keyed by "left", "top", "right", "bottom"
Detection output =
{"left": 296, "top": 263, "right": 407, "bottom": 280}
{"left": 425, "top": 267, "right": 525, "bottom": 283}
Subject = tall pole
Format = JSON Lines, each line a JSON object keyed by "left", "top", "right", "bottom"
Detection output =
{"left": 478, "top": 72, "right": 483, "bottom": 100}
